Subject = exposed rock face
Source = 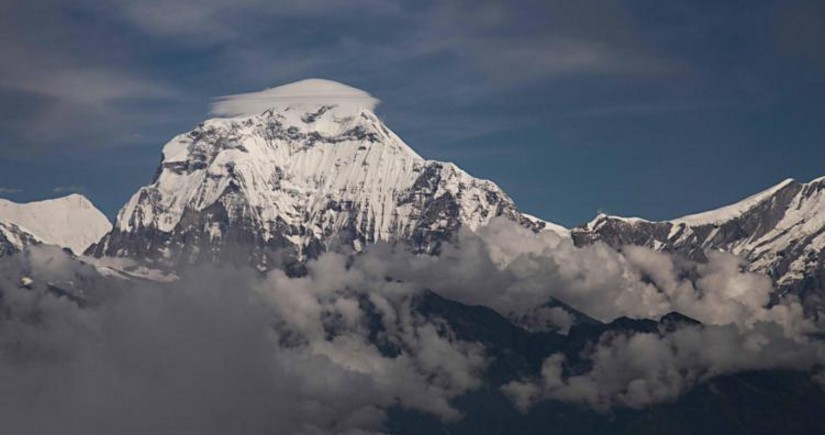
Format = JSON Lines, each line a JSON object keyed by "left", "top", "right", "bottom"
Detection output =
{"left": 89, "top": 80, "right": 549, "bottom": 269}
{"left": 572, "top": 177, "right": 825, "bottom": 311}
{"left": 0, "top": 221, "right": 39, "bottom": 258}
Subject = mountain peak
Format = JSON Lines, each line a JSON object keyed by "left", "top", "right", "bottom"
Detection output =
{"left": 93, "top": 88, "right": 547, "bottom": 267}
{"left": 211, "top": 78, "right": 380, "bottom": 118}
{"left": 0, "top": 194, "right": 111, "bottom": 253}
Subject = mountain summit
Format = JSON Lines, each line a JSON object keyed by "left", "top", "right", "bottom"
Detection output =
{"left": 89, "top": 79, "right": 550, "bottom": 269}
{"left": 0, "top": 194, "right": 111, "bottom": 254}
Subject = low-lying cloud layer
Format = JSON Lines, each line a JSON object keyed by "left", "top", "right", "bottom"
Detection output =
{"left": 370, "top": 219, "right": 811, "bottom": 334}
{"left": 503, "top": 322, "right": 824, "bottom": 411}
{"left": 0, "top": 247, "right": 489, "bottom": 435}
{"left": 0, "top": 218, "right": 823, "bottom": 433}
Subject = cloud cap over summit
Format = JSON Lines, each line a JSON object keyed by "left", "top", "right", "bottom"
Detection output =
{"left": 211, "top": 78, "right": 380, "bottom": 117}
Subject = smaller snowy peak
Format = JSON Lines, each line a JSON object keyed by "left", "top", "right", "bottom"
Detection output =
{"left": 0, "top": 194, "right": 112, "bottom": 254}
{"left": 211, "top": 78, "right": 380, "bottom": 118}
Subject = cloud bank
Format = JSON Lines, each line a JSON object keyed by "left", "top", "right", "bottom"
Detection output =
{"left": 503, "top": 323, "right": 824, "bottom": 411}
{"left": 0, "top": 247, "right": 485, "bottom": 435}
{"left": 1, "top": 217, "right": 823, "bottom": 432}
{"left": 367, "top": 219, "right": 811, "bottom": 335}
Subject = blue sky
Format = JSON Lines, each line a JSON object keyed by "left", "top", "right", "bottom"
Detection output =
{"left": 0, "top": 0, "right": 823, "bottom": 227}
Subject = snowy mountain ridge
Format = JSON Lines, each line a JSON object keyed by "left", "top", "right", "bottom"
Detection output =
{"left": 0, "top": 194, "right": 111, "bottom": 254}
{"left": 89, "top": 79, "right": 548, "bottom": 268}
{"left": 573, "top": 176, "right": 825, "bottom": 309}
{"left": 671, "top": 178, "right": 799, "bottom": 226}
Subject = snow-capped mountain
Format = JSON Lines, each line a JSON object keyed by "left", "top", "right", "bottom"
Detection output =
{"left": 572, "top": 176, "right": 825, "bottom": 309}
{"left": 0, "top": 194, "right": 111, "bottom": 254}
{"left": 84, "top": 77, "right": 824, "bottom": 308}
{"left": 89, "top": 79, "right": 548, "bottom": 269}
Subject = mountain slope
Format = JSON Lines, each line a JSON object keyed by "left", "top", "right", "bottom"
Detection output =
{"left": 572, "top": 176, "right": 825, "bottom": 310}
{"left": 89, "top": 79, "right": 548, "bottom": 268}
{"left": 0, "top": 221, "right": 40, "bottom": 258}
{"left": 0, "top": 194, "right": 111, "bottom": 254}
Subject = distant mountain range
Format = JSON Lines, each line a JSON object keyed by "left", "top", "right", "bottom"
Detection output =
{"left": 1, "top": 78, "right": 823, "bottom": 435}
{"left": 1, "top": 80, "right": 823, "bottom": 312}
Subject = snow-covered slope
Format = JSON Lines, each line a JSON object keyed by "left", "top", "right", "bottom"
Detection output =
{"left": 572, "top": 177, "right": 825, "bottom": 309}
{"left": 90, "top": 79, "right": 549, "bottom": 268}
{"left": 672, "top": 178, "right": 799, "bottom": 226}
{"left": 0, "top": 194, "right": 111, "bottom": 254}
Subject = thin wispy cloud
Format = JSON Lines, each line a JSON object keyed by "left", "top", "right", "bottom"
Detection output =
{"left": 52, "top": 185, "right": 85, "bottom": 194}
{"left": 0, "top": 39, "right": 179, "bottom": 156}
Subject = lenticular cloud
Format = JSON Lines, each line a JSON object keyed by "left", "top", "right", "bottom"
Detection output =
{"left": 211, "top": 78, "right": 380, "bottom": 117}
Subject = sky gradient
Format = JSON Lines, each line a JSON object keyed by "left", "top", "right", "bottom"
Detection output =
{"left": 0, "top": 0, "right": 823, "bottom": 227}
